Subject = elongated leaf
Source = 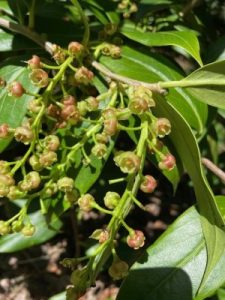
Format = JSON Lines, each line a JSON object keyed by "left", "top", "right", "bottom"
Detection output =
{"left": 0, "top": 60, "right": 39, "bottom": 153}
{"left": 120, "top": 22, "right": 203, "bottom": 66}
{"left": 100, "top": 46, "right": 207, "bottom": 135}
{"left": 180, "top": 60, "right": 225, "bottom": 109}
{"left": 0, "top": 211, "right": 62, "bottom": 253}
{"left": 153, "top": 95, "right": 225, "bottom": 287}
{"left": 117, "top": 204, "right": 225, "bottom": 300}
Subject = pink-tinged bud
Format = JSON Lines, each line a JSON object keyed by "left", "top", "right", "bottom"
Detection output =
{"left": 154, "top": 118, "right": 171, "bottom": 138}
{"left": 127, "top": 230, "right": 145, "bottom": 250}
{"left": 68, "top": 41, "right": 84, "bottom": 56}
{"left": 78, "top": 194, "right": 95, "bottom": 212}
{"left": 129, "top": 97, "right": 149, "bottom": 114}
{"left": 29, "top": 69, "right": 49, "bottom": 87}
{"left": 108, "top": 259, "right": 129, "bottom": 280}
{"left": 0, "top": 221, "right": 11, "bottom": 235}
{"left": 158, "top": 153, "right": 176, "bottom": 171}
{"left": 140, "top": 175, "right": 157, "bottom": 193}
{"left": 46, "top": 104, "right": 60, "bottom": 118}
{"left": 21, "top": 224, "right": 36, "bottom": 236}
{"left": 62, "top": 95, "right": 76, "bottom": 106}
{"left": 102, "top": 108, "right": 117, "bottom": 120}
{"left": 43, "top": 135, "right": 60, "bottom": 151}
{"left": 74, "top": 67, "right": 94, "bottom": 85}
{"left": 104, "top": 191, "right": 120, "bottom": 209}
{"left": 104, "top": 118, "right": 118, "bottom": 136}
{"left": 27, "top": 55, "right": 41, "bottom": 69}
{"left": 0, "top": 123, "right": 10, "bottom": 138}
{"left": 114, "top": 151, "right": 140, "bottom": 174}
{"left": 0, "top": 161, "right": 10, "bottom": 175}
{"left": 57, "top": 177, "right": 74, "bottom": 192}
{"left": 0, "top": 77, "right": 6, "bottom": 88}
{"left": 14, "top": 125, "right": 33, "bottom": 144}
{"left": 8, "top": 81, "right": 25, "bottom": 97}
{"left": 39, "top": 151, "right": 57, "bottom": 167}
{"left": 90, "top": 229, "right": 110, "bottom": 243}
{"left": 60, "top": 104, "right": 80, "bottom": 125}
{"left": 91, "top": 143, "right": 107, "bottom": 158}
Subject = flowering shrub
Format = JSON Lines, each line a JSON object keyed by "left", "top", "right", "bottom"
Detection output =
{"left": 0, "top": 1, "right": 225, "bottom": 299}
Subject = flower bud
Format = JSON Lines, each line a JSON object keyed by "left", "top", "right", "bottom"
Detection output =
{"left": 8, "top": 186, "right": 26, "bottom": 200}
{"left": 52, "top": 44, "right": 66, "bottom": 64}
{"left": 46, "top": 104, "right": 60, "bottom": 118}
{"left": 60, "top": 104, "right": 80, "bottom": 125}
{"left": 77, "top": 101, "right": 88, "bottom": 116}
{"left": 78, "top": 194, "right": 95, "bottom": 212}
{"left": 104, "top": 191, "right": 120, "bottom": 209}
{"left": 0, "top": 174, "right": 14, "bottom": 197}
{"left": 27, "top": 55, "right": 41, "bottom": 69}
{"left": 140, "top": 175, "right": 157, "bottom": 193}
{"left": 43, "top": 135, "right": 60, "bottom": 151}
{"left": 0, "top": 123, "right": 10, "bottom": 138}
{"left": 109, "top": 259, "right": 129, "bottom": 280}
{"left": 0, "top": 221, "right": 11, "bottom": 235}
{"left": 86, "top": 97, "right": 99, "bottom": 111}
{"left": 68, "top": 41, "right": 84, "bottom": 56}
{"left": 158, "top": 153, "right": 176, "bottom": 171}
{"left": 90, "top": 229, "right": 110, "bottom": 243}
{"left": 104, "top": 118, "right": 118, "bottom": 136}
{"left": 42, "top": 183, "right": 58, "bottom": 198}
{"left": 127, "top": 230, "right": 145, "bottom": 249}
{"left": 129, "top": 97, "right": 149, "bottom": 114}
{"left": 39, "top": 151, "right": 57, "bottom": 167}
{"left": 114, "top": 151, "right": 140, "bottom": 174}
{"left": 64, "top": 190, "right": 79, "bottom": 204}
{"left": 154, "top": 118, "right": 171, "bottom": 138}
{"left": 91, "top": 143, "right": 107, "bottom": 158}
{"left": 0, "top": 77, "right": 6, "bottom": 88}
{"left": 14, "top": 125, "right": 33, "bottom": 144}
{"left": 29, "top": 154, "right": 43, "bottom": 171}
{"left": 8, "top": 81, "right": 25, "bottom": 97}
{"left": 29, "top": 69, "right": 49, "bottom": 87}
{"left": 19, "top": 171, "right": 41, "bottom": 192}
{"left": 12, "top": 220, "right": 24, "bottom": 232}
{"left": 28, "top": 99, "right": 42, "bottom": 113}
{"left": 104, "top": 23, "right": 118, "bottom": 35}
{"left": 57, "top": 177, "right": 74, "bottom": 192}
{"left": 0, "top": 161, "right": 10, "bottom": 175}
{"left": 74, "top": 67, "right": 94, "bottom": 85}
{"left": 95, "top": 132, "right": 109, "bottom": 144}
{"left": 62, "top": 95, "right": 76, "bottom": 106}
{"left": 21, "top": 224, "right": 36, "bottom": 236}
{"left": 110, "top": 45, "right": 121, "bottom": 58}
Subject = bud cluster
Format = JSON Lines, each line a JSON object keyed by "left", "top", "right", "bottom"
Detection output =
{"left": 117, "top": 0, "right": 138, "bottom": 18}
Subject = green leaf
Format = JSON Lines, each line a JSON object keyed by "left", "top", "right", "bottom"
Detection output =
{"left": 99, "top": 46, "right": 207, "bottom": 135}
{"left": 120, "top": 22, "right": 203, "bottom": 66}
{"left": 0, "top": 59, "right": 39, "bottom": 153}
{"left": 0, "top": 211, "right": 62, "bottom": 253}
{"left": 117, "top": 205, "right": 225, "bottom": 300}
{"left": 181, "top": 60, "right": 225, "bottom": 109}
{"left": 153, "top": 95, "right": 225, "bottom": 287}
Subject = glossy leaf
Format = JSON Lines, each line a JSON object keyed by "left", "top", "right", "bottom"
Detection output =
{"left": 99, "top": 46, "right": 207, "bottom": 135}
{"left": 117, "top": 204, "right": 225, "bottom": 300}
{"left": 0, "top": 60, "right": 39, "bottom": 153}
{"left": 120, "top": 22, "right": 203, "bottom": 66}
{"left": 181, "top": 60, "right": 225, "bottom": 109}
{"left": 153, "top": 95, "right": 225, "bottom": 286}
{"left": 0, "top": 211, "right": 62, "bottom": 253}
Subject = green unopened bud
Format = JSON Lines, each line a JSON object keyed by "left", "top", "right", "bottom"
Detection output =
{"left": 29, "top": 154, "right": 43, "bottom": 171}
{"left": 108, "top": 258, "right": 129, "bottom": 280}
{"left": 77, "top": 101, "right": 88, "bottom": 116}
{"left": 91, "top": 143, "right": 107, "bottom": 158}
{"left": 90, "top": 229, "right": 110, "bottom": 243}
{"left": 0, "top": 174, "right": 15, "bottom": 197}
{"left": 8, "top": 186, "right": 26, "bottom": 200}
{"left": 104, "top": 191, "right": 120, "bottom": 209}
{"left": 12, "top": 220, "right": 24, "bottom": 232}
{"left": 57, "top": 177, "right": 74, "bottom": 192}
{"left": 28, "top": 99, "right": 42, "bottom": 113}
{"left": 110, "top": 45, "right": 121, "bottom": 58}
{"left": 70, "top": 267, "right": 89, "bottom": 293}
{"left": 104, "top": 23, "right": 118, "bottom": 35}
{"left": 42, "top": 183, "right": 58, "bottom": 198}
{"left": 0, "top": 161, "right": 10, "bottom": 175}
{"left": 21, "top": 224, "right": 36, "bottom": 236}
{"left": 0, "top": 221, "right": 11, "bottom": 235}
{"left": 14, "top": 125, "right": 33, "bottom": 144}
{"left": 114, "top": 151, "right": 140, "bottom": 174}
{"left": 39, "top": 151, "right": 57, "bottom": 167}
{"left": 129, "top": 97, "right": 149, "bottom": 114}
{"left": 78, "top": 193, "right": 95, "bottom": 212}
{"left": 86, "top": 97, "right": 99, "bottom": 111}
{"left": 65, "top": 189, "right": 79, "bottom": 203}
{"left": 95, "top": 132, "right": 109, "bottom": 144}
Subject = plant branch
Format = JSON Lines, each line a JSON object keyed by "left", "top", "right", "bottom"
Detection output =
{"left": 0, "top": 17, "right": 54, "bottom": 54}
{"left": 92, "top": 61, "right": 166, "bottom": 94}
{"left": 202, "top": 157, "right": 225, "bottom": 183}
